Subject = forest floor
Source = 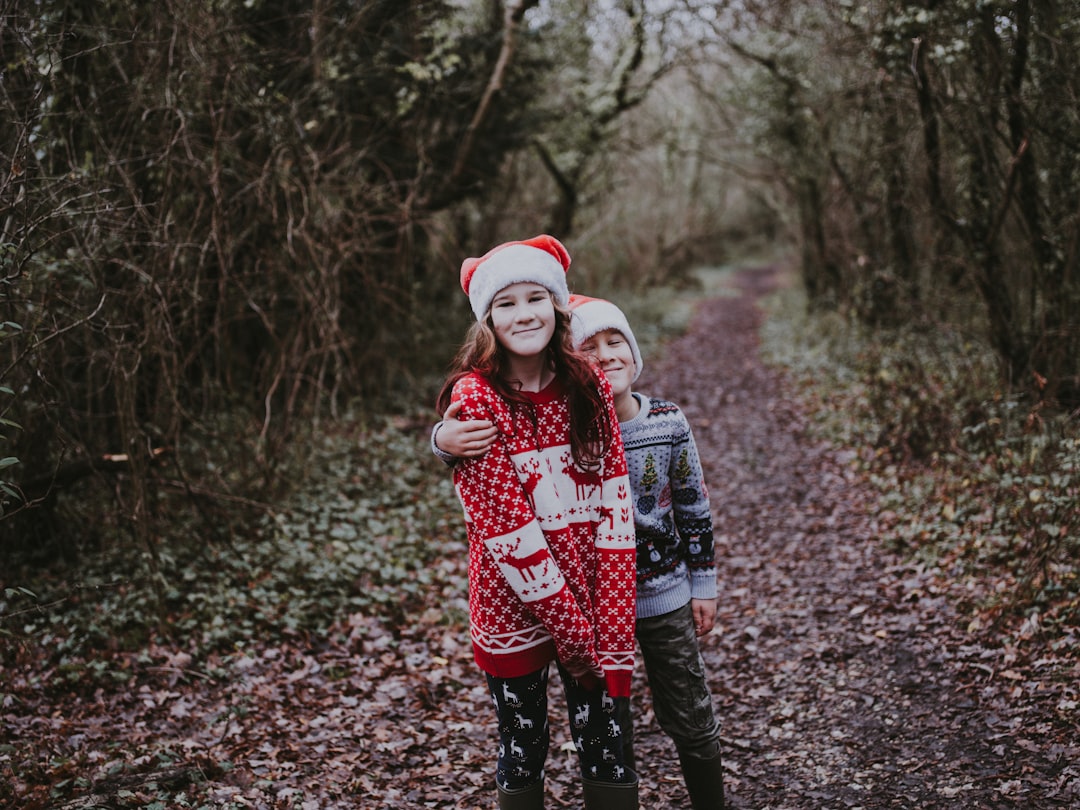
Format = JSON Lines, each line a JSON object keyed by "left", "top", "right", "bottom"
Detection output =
{"left": 4, "top": 265, "right": 1078, "bottom": 810}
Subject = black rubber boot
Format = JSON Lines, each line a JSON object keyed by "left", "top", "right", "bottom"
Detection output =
{"left": 678, "top": 749, "right": 726, "bottom": 809}
{"left": 496, "top": 778, "right": 544, "bottom": 810}
{"left": 581, "top": 773, "right": 639, "bottom": 809}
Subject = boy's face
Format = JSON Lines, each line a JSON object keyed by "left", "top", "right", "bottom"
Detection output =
{"left": 579, "top": 328, "right": 635, "bottom": 397}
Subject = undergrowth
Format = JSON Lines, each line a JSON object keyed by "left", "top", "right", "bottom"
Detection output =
{"left": 760, "top": 278, "right": 1080, "bottom": 648}
{"left": 0, "top": 413, "right": 468, "bottom": 682}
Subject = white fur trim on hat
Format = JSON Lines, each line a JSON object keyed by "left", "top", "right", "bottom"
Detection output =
{"left": 569, "top": 296, "right": 643, "bottom": 381}
{"left": 459, "top": 235, "right": 571, "bottom": 321}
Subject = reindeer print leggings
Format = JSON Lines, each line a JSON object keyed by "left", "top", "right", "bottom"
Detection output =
{"left": 486, "top": 662, "right": 635, "bottom": 791}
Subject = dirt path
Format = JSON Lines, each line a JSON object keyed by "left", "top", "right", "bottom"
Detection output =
{"left": 620, "top": 266, "right": 1077, "bottom": 809}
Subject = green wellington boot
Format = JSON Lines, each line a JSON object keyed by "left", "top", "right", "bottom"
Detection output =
{"left": 678, "top": 749, "right": 726, "bottom": 809}
{"left": 496, "top": 779, "right": 545, "bottom": 810}
{"left": 581, "top": 774, "right": 639, "bottom": 809}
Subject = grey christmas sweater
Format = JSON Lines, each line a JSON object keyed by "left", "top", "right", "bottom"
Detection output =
{"left": 621, "top": 393, "right": 717, "bottom": 619}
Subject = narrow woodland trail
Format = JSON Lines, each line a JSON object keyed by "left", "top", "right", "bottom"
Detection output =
{"left": 620, "top": 266, "right": 1078, "bottom": 809}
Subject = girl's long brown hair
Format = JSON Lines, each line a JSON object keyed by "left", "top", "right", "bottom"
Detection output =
{"left": 436, "top": 302, "right": 613, "bottom": 470}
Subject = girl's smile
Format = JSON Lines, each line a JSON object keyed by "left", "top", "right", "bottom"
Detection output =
{"left": 490, "top": 282, "right": 556, "bottom": 361}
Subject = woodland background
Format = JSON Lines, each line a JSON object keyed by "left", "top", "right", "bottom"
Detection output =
{"left": 1, "top": 0, "right": 1078, "bottom": 806}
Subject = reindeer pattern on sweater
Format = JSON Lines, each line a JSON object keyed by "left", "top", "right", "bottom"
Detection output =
{"left": 450, "top": 372, "right": 637, "bottom": 698}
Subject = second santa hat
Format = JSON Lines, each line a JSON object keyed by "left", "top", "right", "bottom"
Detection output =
{"left": 459, "top": 234, "right": 571, "bottom": 321}
{"left": 569, "top": 295, "right": 643, "bottom": 382}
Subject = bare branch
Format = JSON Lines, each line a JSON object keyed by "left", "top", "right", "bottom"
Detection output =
{"left": 449, "top": 0, "right": 540, "bottom": 185}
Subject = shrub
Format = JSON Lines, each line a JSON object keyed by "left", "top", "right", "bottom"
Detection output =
{"left": 760, "top": 280, "right": 1080, "bottom": 634}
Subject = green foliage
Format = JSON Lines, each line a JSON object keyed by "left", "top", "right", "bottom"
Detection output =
{"left": 724, "top": 0, "right": 1080, "bottom": 401}
{"left": 761, "top": 279, "right": 1080, "bottom": 636}
{"left": 0, "top": 413, "right": 467, "bottom": 672}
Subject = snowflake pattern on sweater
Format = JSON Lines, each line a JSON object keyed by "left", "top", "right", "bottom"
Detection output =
{"left": 621, "top": 393, "right": 717, "bottom": 619}
{"left": 451, "top": 372, "right": 637, "bottom": 697}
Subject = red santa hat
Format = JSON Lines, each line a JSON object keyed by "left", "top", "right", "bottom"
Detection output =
{"left": 568, "top": 295, "right": 643, "bottom": 382}
{"left": 459, "top": 234, "right": 571, "bottom": 321}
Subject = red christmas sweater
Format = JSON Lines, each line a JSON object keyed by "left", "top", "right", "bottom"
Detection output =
{"left": 451, "top": 372, "right": 637, "bottom": 698}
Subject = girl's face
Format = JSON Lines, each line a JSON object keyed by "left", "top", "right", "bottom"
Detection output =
{"left": 579, "top": 328, "right": 635, "bottom": 398}
{"left": 489, "top": 282, "right": 556, "bottom": 360}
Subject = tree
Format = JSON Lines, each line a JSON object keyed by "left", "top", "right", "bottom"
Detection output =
{"left": 705, "top": 0, "right": 1080, "bottom": 402}
{"left": 0, "top": 0, "right": 590, "bottom": 555}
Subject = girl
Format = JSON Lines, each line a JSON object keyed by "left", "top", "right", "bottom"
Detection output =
{"left": 435, "top": 295, "right": 728, "bottom": 809}
{"left": 436, "top": 235, "right": 639, "bottom": 809}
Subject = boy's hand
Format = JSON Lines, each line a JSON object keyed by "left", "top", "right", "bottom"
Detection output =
{"left": 691, "top": 598, "right": 717, "bottom": 637}
{"left": 437, "top": 400, "right": 498, "bottom": 458}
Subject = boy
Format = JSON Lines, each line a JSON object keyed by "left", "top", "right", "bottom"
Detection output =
{"left": 434, "top": 295, "right": 726, "bottom": 809}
